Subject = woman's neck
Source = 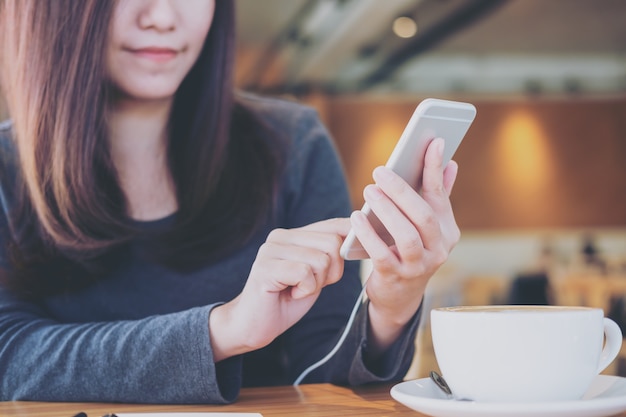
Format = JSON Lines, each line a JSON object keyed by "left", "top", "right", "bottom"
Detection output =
{"left": 108, "top": 96, "right": 172, "bottom": 162}
{"left": 108, "top": 95, "right": 178, "bottom": 221}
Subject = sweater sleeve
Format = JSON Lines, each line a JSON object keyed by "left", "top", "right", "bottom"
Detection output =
{"left": 0, "top": 124, "right": 239, "bottom": 403}
{"left": 0, "top": 286, "right": 240, "bottom": 403}
{"left": 277, "top": 107, "right": 421, "bottom": 385}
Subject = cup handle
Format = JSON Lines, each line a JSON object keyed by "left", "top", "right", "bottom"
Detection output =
{"left": 597, "top": 318, "right": 623, "bottom": 374}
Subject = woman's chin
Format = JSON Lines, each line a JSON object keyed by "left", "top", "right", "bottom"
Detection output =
{"left": 111, "top": 86, "right": 178, "bottom": 104}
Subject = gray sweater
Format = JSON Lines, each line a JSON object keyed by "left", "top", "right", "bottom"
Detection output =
{"left": 0, "top": 95, "right": 420, "bottom": 403}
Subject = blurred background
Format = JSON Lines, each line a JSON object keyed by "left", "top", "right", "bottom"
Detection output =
{"left": 1, "top": 0, "right": 625, "bottom": 378}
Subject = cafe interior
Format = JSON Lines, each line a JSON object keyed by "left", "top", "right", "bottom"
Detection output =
{"left": 232, "top": 0, "right": 626, "bottom": 380}
{"left": 0, "top": 0, "right": 624, "bottom": 385}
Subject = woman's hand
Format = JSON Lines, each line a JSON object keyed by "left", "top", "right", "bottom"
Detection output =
{"left": 351, "top": 137, "right": 460, "bottom": 357}
{"left": 209, "top": 218, "right": 350, "bottom": 362}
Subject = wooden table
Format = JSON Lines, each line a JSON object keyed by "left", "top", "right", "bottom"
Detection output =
{"left": 0, "top": 383, "right": 420, "bottom": 417}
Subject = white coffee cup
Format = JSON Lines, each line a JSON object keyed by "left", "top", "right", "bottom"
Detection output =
{"left": 430, "top": 305, "right": 622, "bottom": 403}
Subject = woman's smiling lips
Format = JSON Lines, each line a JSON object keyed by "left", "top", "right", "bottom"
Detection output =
{"left": 128, "top": 46, "right": 179, "bottom": 63}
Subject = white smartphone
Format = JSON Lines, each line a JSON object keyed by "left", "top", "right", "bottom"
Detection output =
{"left": 340, "top": 98, "right": 477, "bottom": 260}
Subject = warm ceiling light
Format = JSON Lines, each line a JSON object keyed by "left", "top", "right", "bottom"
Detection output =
{"left": 393, "top": 16, "right": 418, "bottom": 38}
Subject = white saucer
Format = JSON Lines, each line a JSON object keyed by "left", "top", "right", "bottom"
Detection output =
{"left": 390, "top": 375, "right": 626, "bottom": 417}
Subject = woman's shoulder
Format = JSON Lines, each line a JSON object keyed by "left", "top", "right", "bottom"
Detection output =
{"left": 236, "top": 91, "right": 321, "bottom": 137}
{"left": 0, "top": 120, "right": 17, "bottom": 163}
{"left": 236, "top": 91, "right": 313, "bottom": 115}
{"left": 0, "top": 120, "right": 13, "bottom": 138}
{"left": 0, "top": 121, "right": 18, "bottom": 226}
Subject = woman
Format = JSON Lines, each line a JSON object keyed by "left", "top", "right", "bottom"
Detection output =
{"left": 0, "top": 0, "right": 460, "bottom": 403}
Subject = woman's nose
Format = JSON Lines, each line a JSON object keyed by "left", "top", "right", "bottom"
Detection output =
{"left": 138, "top": 0, "right": 177, "bottom": 32}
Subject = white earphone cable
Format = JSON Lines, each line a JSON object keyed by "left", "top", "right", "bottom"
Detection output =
{"left": 293, "top": 282, "right": 368, "bottom": 386}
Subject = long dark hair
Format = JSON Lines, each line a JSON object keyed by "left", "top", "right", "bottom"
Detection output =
{"left": 0, "top": 0, "right": 286, "bottom": 298}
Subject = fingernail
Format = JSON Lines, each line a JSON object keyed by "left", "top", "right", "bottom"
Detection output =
{"left": 364, "top": 184, "right": 384, "bottom": 200}
{"left": 351, "top": 210, "right": 366, "bottom": 225}
{"left": 373, "top": 166, "right": 395, "bottom": 183}
{"left": 435, "top": 137, "right": 445, "bottom": 156}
